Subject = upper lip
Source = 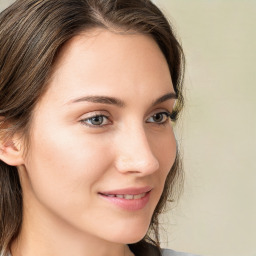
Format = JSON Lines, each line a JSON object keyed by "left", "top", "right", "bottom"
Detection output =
{"left": 99, "top": 186, "right": 152, "bottom": 195}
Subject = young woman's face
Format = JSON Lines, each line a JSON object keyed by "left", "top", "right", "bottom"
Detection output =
{"left": 20, "top": 29, "right": 177, "bottom": 245}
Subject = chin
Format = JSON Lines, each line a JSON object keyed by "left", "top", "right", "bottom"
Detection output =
{"left": 124, "top": 234, "right": 148, "bottom": 245}
{"left": 107, "top": 223, "right": 150, "bottom": 245}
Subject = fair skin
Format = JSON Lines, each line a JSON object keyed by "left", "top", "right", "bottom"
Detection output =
{"left": 1, "top": 29, "right": 177, "bottom": 256}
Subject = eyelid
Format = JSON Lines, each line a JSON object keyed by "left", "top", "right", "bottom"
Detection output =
{"left": 152, "top": 107, "right": 177, "bottom": 122}
{"left": 80, "top": 110, "right": 110, "bottom": 119}
{"left": 147, "top": 108, "right": 172, "bottom": 118}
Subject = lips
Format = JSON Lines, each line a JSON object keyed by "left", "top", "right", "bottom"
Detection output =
{"left": 99, "top": 186, "right": 152, "bottom": 196}
{"left": 98, "top": 186, "right": 152, "bottom": 211}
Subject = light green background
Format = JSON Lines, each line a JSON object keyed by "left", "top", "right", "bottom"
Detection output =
{"left": 1, "top": 1, "right": 255, "bottom": 256}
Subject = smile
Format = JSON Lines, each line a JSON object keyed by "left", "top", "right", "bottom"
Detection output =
{"left": 101, "top": 192, "right": 147, "bottom": 200}
{"left": 99, "top": 188, "right": 152, "bottom": 211}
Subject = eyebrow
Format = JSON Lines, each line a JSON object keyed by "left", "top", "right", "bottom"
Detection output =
{"left": 69, "top": 95, "right": 125, "bottom": 107}
{"left": 68, "top": 92, "right": 177, "bottom": 107}
{"left": 151, "top": 92, "right": 177, "bottom": 106}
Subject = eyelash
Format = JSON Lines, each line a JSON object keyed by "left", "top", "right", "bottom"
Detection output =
{"left": 79, "top": 111, "right": 174, "bottom": 128}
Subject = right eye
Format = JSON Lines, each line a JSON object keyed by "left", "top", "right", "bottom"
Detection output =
{"left": 80, "top": 115, "right": 111, "bottom": 127}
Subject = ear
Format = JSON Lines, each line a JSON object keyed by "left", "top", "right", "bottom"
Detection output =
{"left": 0, "top": 135, "right": 25, "bottom": 166}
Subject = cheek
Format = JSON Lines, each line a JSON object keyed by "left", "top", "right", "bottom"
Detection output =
{"left": 153, "top": 129, "right": 177, "bottom": 176}
{"left": 149, "top": 128, "right": 177, "bottom": 200}
{"left": 23, "top": 122, "right": 113, "bottom": 213}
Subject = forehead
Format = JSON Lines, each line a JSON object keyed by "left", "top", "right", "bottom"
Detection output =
{"left": 42, "top": 28, "right": 173, "bottom": 105}
{"left": 53, "top": 28, "right": 170, "bottom": 76}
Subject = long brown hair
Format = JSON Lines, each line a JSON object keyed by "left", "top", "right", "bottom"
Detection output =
{"left": 0, "top": 0, "right": 185, "bottom": 255}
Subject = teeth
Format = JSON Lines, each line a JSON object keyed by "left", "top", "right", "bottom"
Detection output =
{"left": 104, "top": 192, "right": 147, "bottom": 200}
{"left": 134, "top": 193, "right": 146, "bottom": 199}
{"left": 124, "top": 194, "right": 134, "bottom": 200}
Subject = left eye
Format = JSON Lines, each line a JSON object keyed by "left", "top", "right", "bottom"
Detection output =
{"left": 81, "top": 115, "right": 110, "bottom": 127}
{"left": 146, "top": 112, "right": 171, "bottom": 124}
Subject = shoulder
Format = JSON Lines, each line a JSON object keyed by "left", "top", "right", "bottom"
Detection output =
{"left": 161, "top": 248, "right": 201, "bottom": 256}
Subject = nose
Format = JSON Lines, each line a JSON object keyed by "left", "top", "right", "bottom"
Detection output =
{"left": 114, "top": 126, "right": 160, "bottom": 176}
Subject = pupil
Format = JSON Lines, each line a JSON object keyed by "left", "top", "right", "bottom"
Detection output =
{"left": 154, "top": 113, "right": 163, "bottom": 122}
{"left": 92, "top": 116, "right": 103, "bottom": 125}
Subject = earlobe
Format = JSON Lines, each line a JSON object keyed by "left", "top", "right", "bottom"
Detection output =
{"left": 0, "top": 136, "right": 25, "bottom": 166}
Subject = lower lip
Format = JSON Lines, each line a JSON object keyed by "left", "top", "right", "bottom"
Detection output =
{"left": 99, "top": 191, "right": 151, "bottom": 211}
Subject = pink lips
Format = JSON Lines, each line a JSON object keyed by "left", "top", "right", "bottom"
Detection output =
{"left": 99, "top": 186, "right": 152, "bottom": 211}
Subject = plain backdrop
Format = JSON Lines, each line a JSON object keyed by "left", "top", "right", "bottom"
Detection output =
{"left": 0, "top": 1, "right": 255, "bottom": 256}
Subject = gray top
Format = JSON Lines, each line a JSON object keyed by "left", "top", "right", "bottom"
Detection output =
{"left": 162, "top": 248, "right": 200, "bottom": 256}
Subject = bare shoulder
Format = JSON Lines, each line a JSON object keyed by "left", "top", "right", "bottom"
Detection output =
{"left": 161, "top": 248, "right": 201, "bottom": 256}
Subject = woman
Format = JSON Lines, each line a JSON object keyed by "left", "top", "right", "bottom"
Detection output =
{"left": 0, "top": 0, "right": 190, "bottom": 255}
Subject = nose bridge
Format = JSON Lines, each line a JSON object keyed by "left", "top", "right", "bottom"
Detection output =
{"left": 115, "top": 123, "right": 160, "bottom": 174}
